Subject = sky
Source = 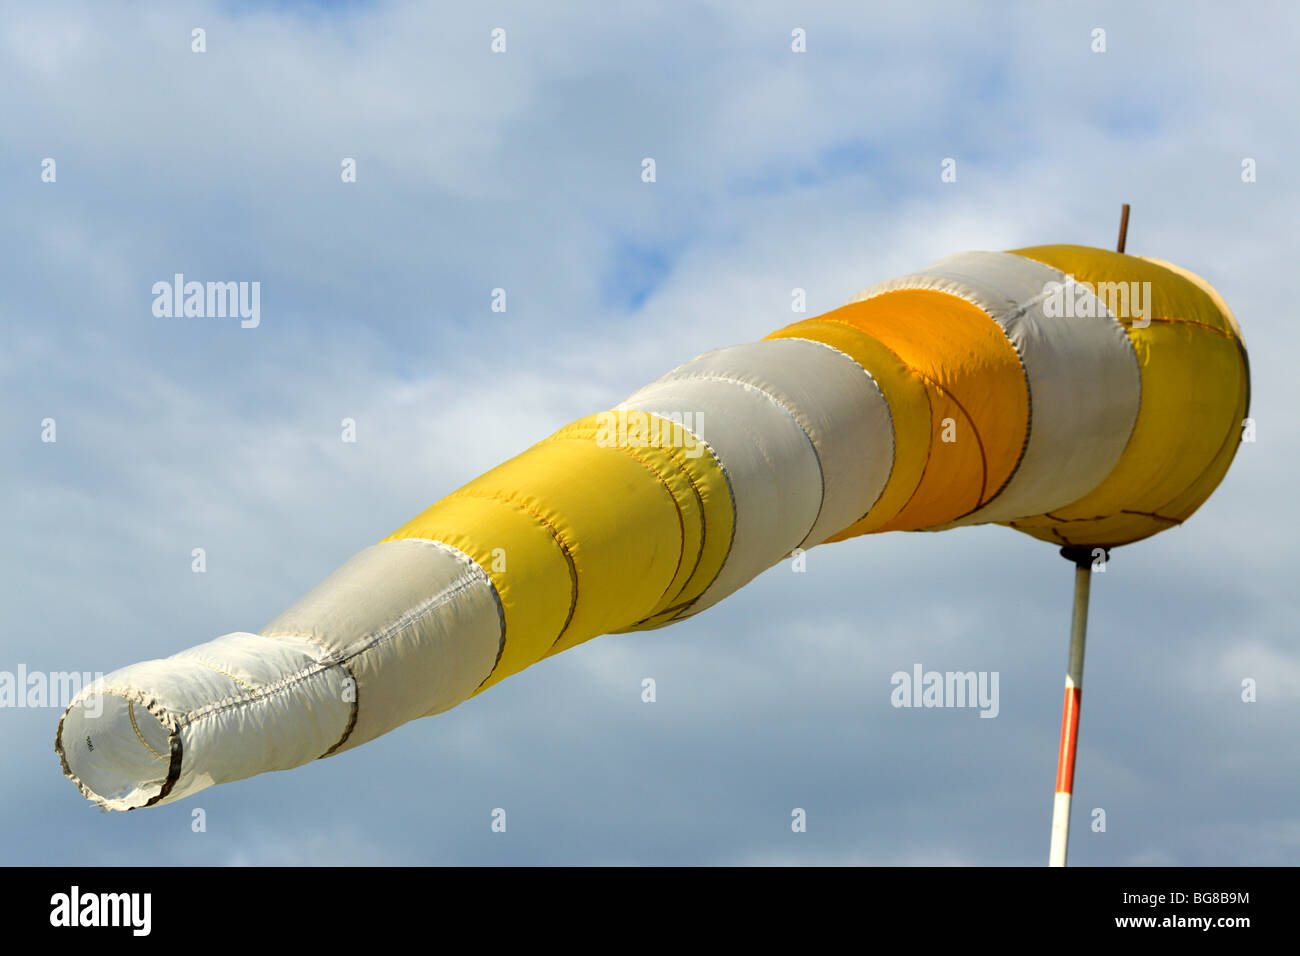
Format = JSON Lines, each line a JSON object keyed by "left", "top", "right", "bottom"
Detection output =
{"left": 1, "top": 0, "right": 1296, "bottom": 865}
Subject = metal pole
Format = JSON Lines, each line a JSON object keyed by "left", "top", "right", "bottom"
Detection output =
{"left": 1047, "top": 203, "right": 1126, "bottom": 865}
{"left": 1050, "top": 546, "right": 1104, "bottom": 866}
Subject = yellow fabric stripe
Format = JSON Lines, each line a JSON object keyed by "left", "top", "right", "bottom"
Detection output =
{"left": 781, "top": 290, "right": 1028, "bottom": 532}
{"left": 763, "top": 320, "right": 930, "bottom": 537}
{"left": 1007, "top": 323, "right": 1246, "bottom": 546}
{"left": 385, "top": 422, "right": 727, "bottom": 687}
{"left": 530, "top": 439, "right": 684, "bottom": 655}
{"left": 464, "top": 439, "right": 682, "bottom": 662}
{"left": 552, "top": 413, "right": 734, "bottom": 630}
{"left": 1139, "top": 254, "right": 1246, "bottom": 344}
{"left": 1003, "top": 247, "right": 1248, "bottom": 547}
{"left": 1011, "top": 245, "right": 1237, "bottom": 337}
{"left": 1156, "top": 357, "right": 1249, "bottom": 522}
{"left": 383, "top": 493, "right": 573, "bottom": 692}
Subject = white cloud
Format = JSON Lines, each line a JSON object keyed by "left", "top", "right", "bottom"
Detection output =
{"left": 2, "top": 0, "right": 1296, "bottom": 865}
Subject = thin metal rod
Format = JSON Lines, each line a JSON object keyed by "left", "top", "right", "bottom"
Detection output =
{"left": 1116, "top": 203, "right": 1131, "bottom": 253}
{"left": 1050, "top": 551, "right": 1096, "bottom": 866}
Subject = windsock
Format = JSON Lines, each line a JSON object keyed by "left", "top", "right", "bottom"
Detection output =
{"left": 57, "top": 245, "right": 1249, "bottom": 810}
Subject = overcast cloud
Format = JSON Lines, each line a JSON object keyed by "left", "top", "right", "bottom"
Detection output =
{"left": 1, "top": 0, "right": 1296, "bottom": 865}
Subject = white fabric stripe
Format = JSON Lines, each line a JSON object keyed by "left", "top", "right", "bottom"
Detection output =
{"left": 792, "top": 338, "right": 894, "bottom": 544}
{"left": 169, "top": 632, "right": 353, "bottom": 805}
{"left": 261, "top": 539, "right": 503, "bottom": 748}
{"left": 652, "top": 339, "right": 894, "bottom": 548}
{"left": 854, "top": 251, "right": 1141, "bottom": 523}
{"left": 620, "top": 338, "right": 894, "bottom": 616}
{"left": 59, "top": 632, "right": 353, "bottom": 810}
{"left": 619, "top": 377, "right": 821, "bottom": 616}
{"left": 58, "top": 539, "right": 504, "bottom": 809}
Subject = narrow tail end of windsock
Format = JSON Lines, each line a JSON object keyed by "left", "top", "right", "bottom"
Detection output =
{"left": 56, "top": 683, "right": 182, "bottom": 812}
{"left": 54, "top": 631, "right": 356, "bottom": 811}
{"left": 56, "top": 539, "right": 508, "bottom": 810}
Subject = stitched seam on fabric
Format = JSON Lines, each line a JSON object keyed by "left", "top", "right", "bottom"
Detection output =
{"left": 449, "top": 490, "right": 580, "bottom": 656}
{"left": 1094, "top": 292, "right": 1146, "bottom": 496}
{"left": 962, "top": 270, "right": 1144, "bottom": 520}
{"left": 613, "top": 403, "right": 736, "bottom": 623}
{"left": 260, "top": 630, "right": 360, "bottom": 758}
{"left": 1143, "top": 374, "right": 1249, "bottom": 523}
{"left": 671, "top": 394, "right": 785, "bottom": 555}
{"left": 660, "top": 426, "right": 737, "bottom": 621}
{"left": 862, "top": 281, "right": 1030, "bottom": 514}
{"left": 175, "top": 572, "right": 486, "bottom": 737}
{"left": 1036, "top": 509, "right": 1179, "bottom": 525}
{"left": 263, "top": 627, "right": 335, "bottom": 658}
{"left": 653, "top": 444, "right": 710, "bottom": 608}
{"left": 621, "top": 444, "right": 706, "bottom": 624}
{"left": 913, "top": 382, "right": 988, "bottom": 514}
{"left": 659, "top": 371, "right": 825, "bottom": 547}
{"left": 1121, "top": 316, "right": 1235, "bottom": 338}
{"left": 973, "top": 297, "right": 1035, "bottom": 510}
{"left": 619, "top": 391, "right": 740, "bottom": 620}
{"left": 793, "top": 314, "right": 991, "bottom": 521}
{"left": 781, "top": 318, "right": 927, "bottom": 527}
{"left": 1030, "top": 318, "right": 1240, "bottom": 532}
{"left": 780, "top": 335, "right": 897, "bottom": 534}
{"left": 386, "top": 538, "right": 507, "bottom": 697}
{"left": 320, "top": 688, "right": 360, "bottom": 757}
{"left": 189, "top": 659, "right": 261, "bottom": 695}
{"left": 600, "top": 442, "right": 688, "bottom": 601}
{"left": 555, "top": 420, "right": 713, "bottom": 616}
{"left": 1119, "top": 509, "right": 1182, "bottom": 524}
{"left": 128, "top": 700, "right": 166, "bottom": 760}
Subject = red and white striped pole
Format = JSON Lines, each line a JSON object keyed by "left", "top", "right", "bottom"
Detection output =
{"left": 1049, "top": 205, "right": 1127, "bottom": 867}
{"left": 1050, "top": 547, "right": 1104, "bottom": 866}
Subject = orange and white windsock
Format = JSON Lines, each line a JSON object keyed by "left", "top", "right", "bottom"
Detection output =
{"left": 56, "top": 244, "right": 1249, "bottom": 810}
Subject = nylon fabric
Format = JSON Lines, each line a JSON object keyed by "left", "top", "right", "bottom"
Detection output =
{"left": 763, "top": 322, "right": 929, "bottom": 537}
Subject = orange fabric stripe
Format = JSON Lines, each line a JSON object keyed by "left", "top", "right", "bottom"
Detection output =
{"left": 777, "top": 289, "right": 1028, "bottom": 532}
{"left": 763, "top": 319, "right": 931, "bottom": 536}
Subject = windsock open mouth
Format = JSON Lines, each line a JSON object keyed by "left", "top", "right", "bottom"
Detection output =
{"left": 56, "top": 688, "right": 182, "bottom": 811}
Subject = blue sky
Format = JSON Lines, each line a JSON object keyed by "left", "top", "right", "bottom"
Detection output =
{"left": 1, "top": 0, "right": 1296, "bottom": 864}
